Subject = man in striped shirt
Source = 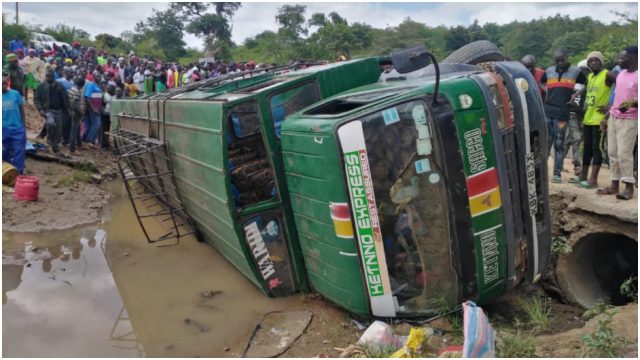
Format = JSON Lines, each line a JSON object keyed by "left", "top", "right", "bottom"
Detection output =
{"left": 541, "top": 48, "right": 587, "bottom": 183}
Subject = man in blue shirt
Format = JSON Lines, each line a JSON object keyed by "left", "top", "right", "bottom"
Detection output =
{"left": 83, "top": 72, "right": 103, "bottom": 147}
{"left": 9, "top": 36, "right": 25, "bottom": 54}
{"left": 2, "top": 75, "right": 27, "bottom": 174}
{"left": 56, "top": 68, "right": 75, "bottom": 146}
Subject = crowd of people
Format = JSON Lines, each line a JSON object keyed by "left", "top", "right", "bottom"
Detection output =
{"left": 2, "top": 38, "right": 269, "bottom": 168}
{"left": 522, "top": 46, "right": 638, "bottom": 200}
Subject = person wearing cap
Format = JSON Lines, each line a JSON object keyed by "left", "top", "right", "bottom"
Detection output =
{"left": 598, "top": 46, "right": 638, "bottom": 200}
{"left": 570, "top": 51, "right": 616, "bottom": 188}
{"left": 3, "top": 75, "right": 27, "bottom": 173}
{"left": 5, "top": 54, "right": 24, "bottom": 95}
{"left": 23, "top": 48, "right": 46, "bottom": 103}
{"left": 540, "top": 48, "right": 588, "bottom": 183}
{"left": 35, "top": 69, "right": 70, "bottom": 153}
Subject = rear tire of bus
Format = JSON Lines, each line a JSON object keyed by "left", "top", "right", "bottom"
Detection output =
{"left": 442, "top": 40, "right": 504, "bottom": 65}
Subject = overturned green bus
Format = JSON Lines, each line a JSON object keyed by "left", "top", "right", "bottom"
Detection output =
{"left": 111, "top": 49, "right": 551, "bottom": 318}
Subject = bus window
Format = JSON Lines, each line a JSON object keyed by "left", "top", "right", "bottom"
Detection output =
{"left": 269, "top": 83, "right": 320, "bottom": 138}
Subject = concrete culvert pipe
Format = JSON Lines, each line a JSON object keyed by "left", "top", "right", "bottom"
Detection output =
{"left": 556, "top": 233, "right": 637, "bottom": 309}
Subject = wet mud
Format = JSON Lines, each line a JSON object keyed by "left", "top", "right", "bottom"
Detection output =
{"left": 2, "top": 158, "right": 110, "bottom": 232}
{"left": 3, "top": 182, "right": 357, "bottom": 357}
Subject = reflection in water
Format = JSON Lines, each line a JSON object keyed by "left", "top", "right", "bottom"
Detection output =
{"left": 2, "top": 227, "right": 144, "bottom": 357}
{"left": 4, "top": 183, "right": 305, "bottom": 357}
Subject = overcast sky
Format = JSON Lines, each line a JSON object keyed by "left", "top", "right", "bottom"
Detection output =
{"left": 2, "top": 2, "right": 637, "bottom": 49}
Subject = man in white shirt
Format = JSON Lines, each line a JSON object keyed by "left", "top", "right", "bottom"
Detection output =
{"left": 133, "top": 67, "right": 145, "bottom": 92}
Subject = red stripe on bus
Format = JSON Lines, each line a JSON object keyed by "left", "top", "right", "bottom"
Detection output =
{"left": 467, "top": 168, "right": 499, "bottom": 197}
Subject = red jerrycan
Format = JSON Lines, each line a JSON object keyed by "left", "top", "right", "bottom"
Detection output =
{"left": 13, "top": 175, "right": 39, "bottom": 201}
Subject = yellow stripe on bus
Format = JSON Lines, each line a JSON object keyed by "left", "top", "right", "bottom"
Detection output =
{"left": 332, "top": 218, "right": 355, "bottom": 238}
{"left": 469, "top": 188, "right": 502, "bottom": 217}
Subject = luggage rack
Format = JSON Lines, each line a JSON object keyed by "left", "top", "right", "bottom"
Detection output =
{"left": 110, "top": 128, "right": 196, "bottom": 246}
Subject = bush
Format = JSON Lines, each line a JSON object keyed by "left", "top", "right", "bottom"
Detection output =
{"left": 497, "top": 330, "right": 536, "bottom": 358}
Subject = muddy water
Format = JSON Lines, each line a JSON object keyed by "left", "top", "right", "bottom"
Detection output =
{"left": 3, "top": 182, "right": 302, "bottom": 357}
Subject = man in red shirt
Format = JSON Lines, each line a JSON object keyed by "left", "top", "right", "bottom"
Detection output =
{"left": 521, "top": 55, "right": 546, "bottom": 99}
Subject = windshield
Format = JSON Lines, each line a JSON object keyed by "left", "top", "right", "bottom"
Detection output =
{"left": 343, "top": 100, "right": 458, "bottom": 315}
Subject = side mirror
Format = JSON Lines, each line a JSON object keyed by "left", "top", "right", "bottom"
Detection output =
{"left": 391, "top": 46, "right": 431, "bottom": 74}
{"left": 390, "top": 46, "right": 441, "bottom": 106}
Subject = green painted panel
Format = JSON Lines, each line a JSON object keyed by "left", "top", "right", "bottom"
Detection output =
{"left": 281, "top": 129, "right": 369, "bottom": 316}
{"left": 164, "top": 101, "right": 224, "bottom": 132}
{"left": 442, "top": 79, "right": 508, "bottom": 302}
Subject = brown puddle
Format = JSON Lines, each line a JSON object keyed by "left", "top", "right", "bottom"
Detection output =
{"left": 3, "top": 182, "right": 302, "bottom": 357}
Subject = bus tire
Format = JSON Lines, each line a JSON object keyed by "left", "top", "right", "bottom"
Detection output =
{"left": 442, "top": 40, "right": 504, "bottom": 65}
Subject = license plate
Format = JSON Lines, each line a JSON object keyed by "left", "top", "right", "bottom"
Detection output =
{"left": 525, "top": 153, "right": 538, "bottom": 214}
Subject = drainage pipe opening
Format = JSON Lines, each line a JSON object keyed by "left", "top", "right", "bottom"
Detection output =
{"left": 559, "top": 233, "right": 637, "bottom": 308}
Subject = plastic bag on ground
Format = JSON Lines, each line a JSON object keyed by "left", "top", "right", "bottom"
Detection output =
{"left": 390, "top": 327, "right": 427, "bottom": 358}
{"left": 358, "top": 320, "right": 404, "bottom": 350}
{"left": 462, "top": 301, "right": 495, "bottom": 358}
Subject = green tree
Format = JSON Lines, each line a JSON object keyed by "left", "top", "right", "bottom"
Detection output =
{"left": 308, "top": 12, "right": 327, "bottom": 28}
{"left": 550, "top": 30, "right": 592, "bottom": 64}
{"left": 95, "top": 33, "right": 121, "bottom": 49}
{"left": 276, "top": 4, "right": 308, "bottom": 41}
{"left": 445, "top": 25, "right": 470, "bottom": 52}
{"left": 482, "top": 22, "right": 502, "bottom": 46}
{"left": 501, "top": 21, "right": 549, "bottom": 63}
{"left": 170, "top": 2, "right": 241, "bottom": 55}
{"left": 2, "top": 13, "right": 31, "bottom": 47}
{"left": 42, "top": 23, "right": 90, "bottom": 43}
{"left": 467, "top": 19, "right": 487, "bottom": 42}
{"left": 142, "top": 9, "right": 187, "bottom": 61}
{"left": 328, "top": 11, "right": 347, "bottom": 26}
{"left": 135, "top": 37, "right": 166, "bottom": 60}
{"left": 310, "top": 21, "right": 373, "bottom": 59}
{"left": 94, "top": 33, "right": 132, "bottom": 54}
{"left": 368, "top": 18, "right": 430, "bottom": 56}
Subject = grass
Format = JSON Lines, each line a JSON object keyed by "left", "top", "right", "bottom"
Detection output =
{"left": 447, "top": 312, "right": 464, "bottom": 344}
{"left": 581, "top": 309, "right": 631, "bottom": 357}
{"left": 518, "top": 297, "right": 551, "bottom": 332}
{"left": 496, "top": 330, "right": 537, "bottom": 358}
{"left": 356, "top": 343, "right": 398, "bottom": 358}
{"left": 428, "top": 296, "right": 451, "bottom": 316}
{"left": 619, "top": 275, "right": 638, "bottom": 303}
{"left": 550, "top": 235, "right": 572, "bottom": 256}
{"left": 56, "top": 170, "right": 93, "bottom": 187}
{"left": 582, "top": 300, "right": 614, "bottom": 320}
